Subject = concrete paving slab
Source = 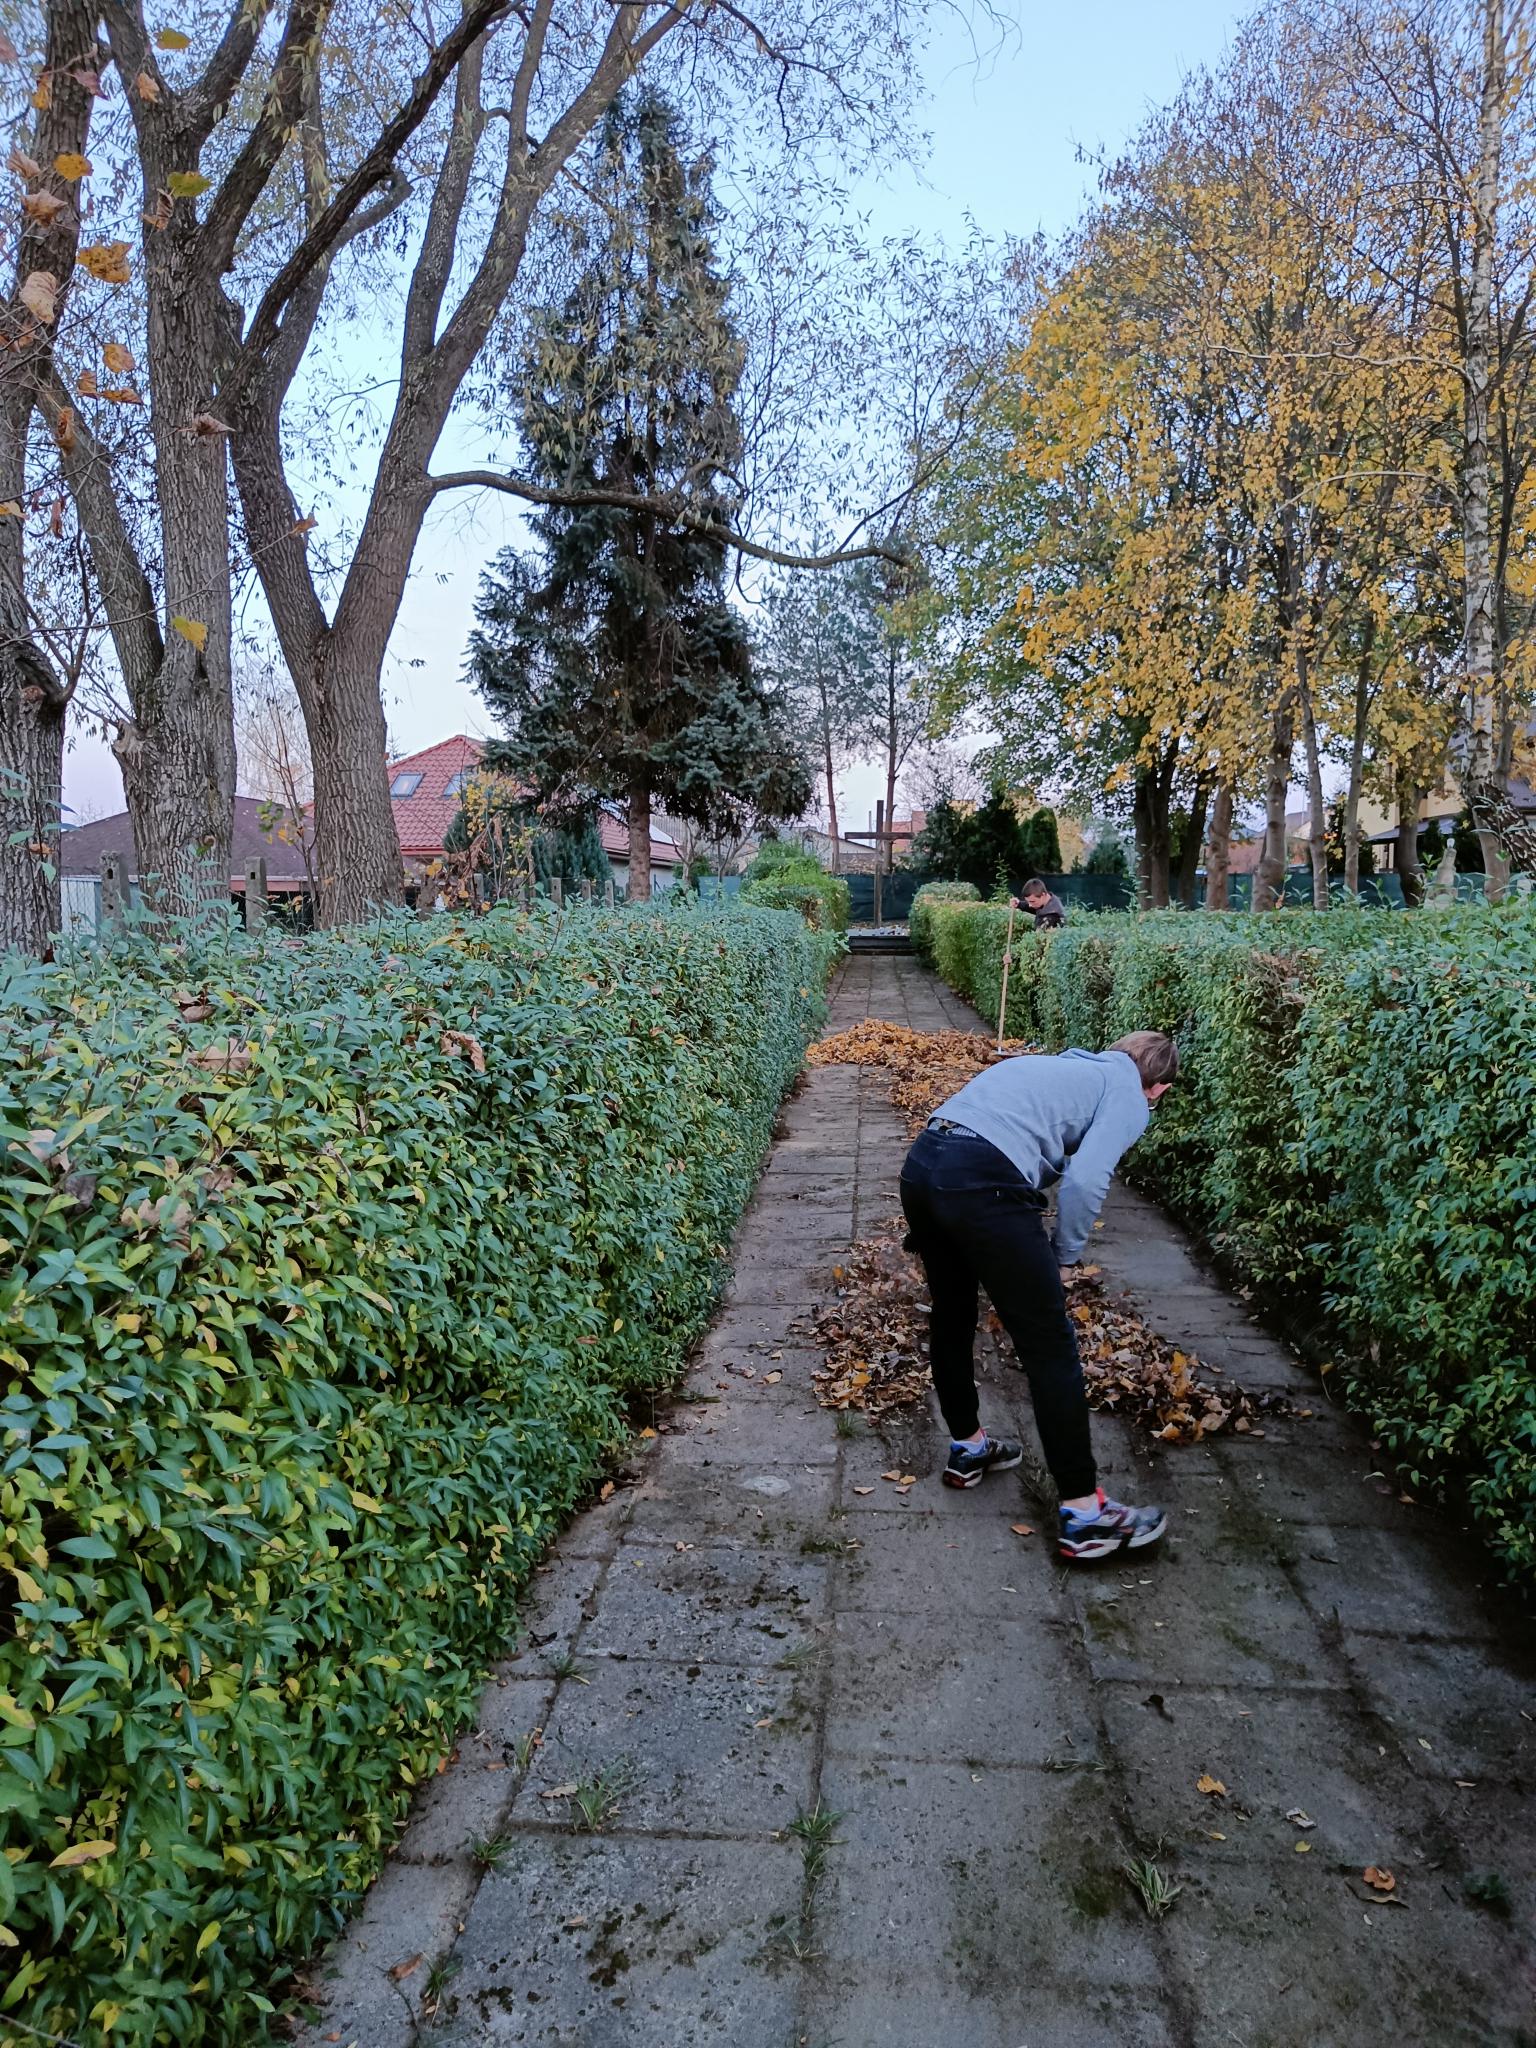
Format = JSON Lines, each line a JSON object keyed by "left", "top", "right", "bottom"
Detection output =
{"left": 624, "top": 1455, "right": 838, "bottom": 1547}
{"left": 815, "top": 1755, "right": 1157, "bottom": 1985}
{"left": 1070, "top": 1553, "right": 1329, "bottom": 1689}
{"left": 822, "top": 1607, "right": 1096, "bottom": 1764}
{"left": 509, "top": 1656, "right": 815, "bottom": 1834}
{"left": 436, "top": 1833, "right": 803, "bottom": 2045}
{"left": 798, "top": 1975, "right": 1181, "bottom": 2048}
{"left": 398, "top": 1677, "right": 558, "bottom": 1864}
{"left": 1341, "top": 1633, "right": 1536, "bottom": 1782}
{"left": 580, "top": 1540, "right": 827, "bottom": 1666}
{"left": 1289, "top": 1522, "right": 1501, "bottom": 1640}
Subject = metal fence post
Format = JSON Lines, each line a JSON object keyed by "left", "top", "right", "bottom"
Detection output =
{"left": 243, "top": 858, "right": 268, "bottom": 932}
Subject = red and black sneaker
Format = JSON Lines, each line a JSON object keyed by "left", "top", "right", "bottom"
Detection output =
{"left": 1058, "top": 1489, "right": 1168, "bottom": 1561}
{"left": 942, "top": 1434, "right": 1025, "bottom": 1489}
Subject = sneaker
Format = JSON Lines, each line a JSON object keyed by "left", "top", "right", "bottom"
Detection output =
{"left": 942, "top": 1434, "right": 1025, "bottom": 1489}
{"left": 1058, "top": 1489, "right": 1168, "bottom": 1561}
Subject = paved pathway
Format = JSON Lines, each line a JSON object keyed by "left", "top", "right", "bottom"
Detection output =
{"left": 301, "top": 954, "right": 1536, "bottom": 2048}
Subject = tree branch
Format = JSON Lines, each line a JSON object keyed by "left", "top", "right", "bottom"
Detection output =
{"left": 425, "top": 468, "right": 908, "bottom": 566}
{"left": 202, "top": 0, "right": 334, "bottom": 275}
{"left": 234, "top": 0, "right": 511, "bottom": 389}
{"left": 187, "top": 0, "right": 283, "bottom": 145}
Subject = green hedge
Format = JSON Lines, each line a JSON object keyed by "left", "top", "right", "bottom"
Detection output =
{"left": 921, "top": 898, "right": 1536, "bottom": 1580}
{"left": 908, "top": 882, "right": 980, "bottom": 965}
{"left": 0, "top": 903, "right": 832, "bottom": 2042}
{"left": 740, "top": 846, "right": 849, "bottom": 933}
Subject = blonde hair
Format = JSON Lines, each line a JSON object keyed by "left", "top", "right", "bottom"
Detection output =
{"left": 1108, "top": 1031, "right": 1180, "bottom": 1087}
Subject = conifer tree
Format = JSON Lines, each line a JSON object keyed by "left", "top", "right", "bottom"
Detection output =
{"left": 468, "top": 92, "right": 808, "bottom": 899}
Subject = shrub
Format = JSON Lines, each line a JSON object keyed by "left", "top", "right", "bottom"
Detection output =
{"left": 0, "top": 902, "right": 832, "bottom": 2042}
{"left": 909, "top": 882, "right": 980, "bottom": 963}
{"left": 740, "top": 847, "right": 849, "bottom": 933}
{"left": 920, "top": 900, "right": 1536, "bottom": 1581}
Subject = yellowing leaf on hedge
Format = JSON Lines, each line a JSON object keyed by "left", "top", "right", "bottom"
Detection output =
{"left": 50, "top": 1838, "right": 116, "bottom": 1867}
{"left": 53, "top": 151, "right": 91, "bottom": 180}
{"left": 0, "top": 1923, "right": 18, "bottom": 1947}
{"left": 223, "top": 1844, "right": 252, "bottom": 1869}
{"left": 195, "top": 1919, "right": 220, "bottom": 1954}
{"left": 167, "top": 170, "right": 210, "bottom": 200}
{"left": 78, "top": 241, "right": 131, "bottom": 284}
{"left": 10, "top": 1568, "right": 43, "bottom": 1603}
{"left": 349, "top": 1490, "right": 384, "bottom": 1513}
{"left": 155, "top": 26, "right": 192, "bottom": 47}
{"left": 171, "top": 614, "right": 208, "bottom": 651}
{"left": 0, "top": 1694, "right": 36, "bottom": 1729}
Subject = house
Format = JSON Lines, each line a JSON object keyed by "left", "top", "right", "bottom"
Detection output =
{"left": 56, "top": 733, "right": 684, "bottom": 931}
{"left": 386, "top": 735, "right": 685, "bottom": 896}
{"left": 57, "top": 795, "right": 313, "bottom": 932}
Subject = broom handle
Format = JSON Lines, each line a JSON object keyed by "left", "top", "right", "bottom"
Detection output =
{"left": 996, "top": 900, "right": 1017, "bottom": 1052}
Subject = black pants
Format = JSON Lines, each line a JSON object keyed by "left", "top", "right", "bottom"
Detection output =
{"left": 899, "top": 1125, "right": 1097, "bottom": 1499}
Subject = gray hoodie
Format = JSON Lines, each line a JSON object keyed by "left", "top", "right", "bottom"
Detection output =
{"left": 932, "top": 1048, "right": 1149, "bottom": 1265}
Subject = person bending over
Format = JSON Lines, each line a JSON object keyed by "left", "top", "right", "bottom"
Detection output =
{"left": 899, "top": 1031, "right": 1179, "bottom": 1561}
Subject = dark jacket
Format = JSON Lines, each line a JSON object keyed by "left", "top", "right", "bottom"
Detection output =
{"left": 1030, "top": 892, "right": 1065, "bottom": 929}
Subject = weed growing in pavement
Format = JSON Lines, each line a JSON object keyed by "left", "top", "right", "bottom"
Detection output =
{"left": 467, "top": 1832, "right": 514, "bottom": 1872}
{"left": 569, "top": 1761, "right": 633, "bottom": 1833}
{"left": 1125, "top": 1857, "right": 1182, "bottom": 1918}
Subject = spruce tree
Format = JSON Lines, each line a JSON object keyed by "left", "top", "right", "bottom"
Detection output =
{"left": 468, "top": 92, "right": 808, "bottom": 898}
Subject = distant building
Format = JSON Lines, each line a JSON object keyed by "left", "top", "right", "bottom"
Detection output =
{"left": 58, "top": 795, "right": 313, "bottom": 933}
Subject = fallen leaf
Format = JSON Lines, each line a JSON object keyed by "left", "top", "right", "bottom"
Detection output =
{"left": 1363, "top": 1866, "right": 1396, "bottom": 1892}
{"left": 880, "top": 1470, "right": 902, "bottom": 1482}
{"left": 673, "top": 1542, "right": 692, "bottom": 1553}
{"left": 1009, "top": 1522, "right": 1036, "bottom": 1536}
{"left": 598, "top": 1481, "right": 614, "bottom": 1503}
{"left": 764, "top": 1370, "right": 782, "bottom": 1384}
{"left": 1285, "top": 1809, "right": 1316, "bottom": 1829}
{"left": 1416, "top": 1738, "right": 1433, "bottom": 1753}
{"left": 564, "top": 1915, "right": 588, "bottom": 1929}
{"left": 386, "top": 1953, "right": 422, "bottom": 1982}
{"left": 19, "top": 270, "right": 57, "bottom": 324}
{"left": 1206, "top": 1830, "right": 1227, "bottom": 1841}
{"left": 899, "top": 1473, "right": 917, "bottom": 1485}
{"left": 1294, "top": 1841, "right": 1313, "bottom": 1853}
{"left": 852, "top": 1485, "right": 875, "bottom": 1495}
{"left": 752, "top": 1716, "right": 773, "bottom": 1729}
{"left": 539, "top": 1783, "right": 578, "bottom": 1800}
{"left": 1196, "top": 1774, "right": 1227, "bottom": 1798}
{"left": 638, "top": 1426, "right": 657, "bottom": 1439}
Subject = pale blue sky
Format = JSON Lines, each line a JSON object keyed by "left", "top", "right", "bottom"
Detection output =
{"left": 64, "top": 0, "right": 1248, "bottom": 823}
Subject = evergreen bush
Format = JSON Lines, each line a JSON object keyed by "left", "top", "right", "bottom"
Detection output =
{"left": 740, "top": 846, "right": 849, "bottom": 933}
{"left": 0, "top": 902, "right": 831, "bottom": 2041}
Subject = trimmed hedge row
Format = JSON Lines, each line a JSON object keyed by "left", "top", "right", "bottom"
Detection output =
{"left": 909, "top": 881, "right": 980, "bottom": 965}
{"left": 740, "top": 846, "right": 850, "bottom": 933}
{"left": 0, "top": 903, "right": 833, "bottom": 2042}
{"left": 921, "top": 898, "right": 1536, "bottom": 1581}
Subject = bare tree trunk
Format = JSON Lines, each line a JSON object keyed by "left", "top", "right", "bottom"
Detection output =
{"left": 1342, "top": 632, "right": 1373, "bottom": 895}
{"left": 1204, "top": 780, "right": 1233, "bottom": 911}
{"left": 0, "top": 594, "right": 68, "bottom": 956}
{"left": 1297, "top": 677, "right": 1330, "bottom": 910}
{"left": 884, "top": 648, "right": 899, "bottom": 872}
{"left": 1252, "top": 702, "right": 1294, "bottom": 913}
{"left": 0, "top": 0, "right": 94, "bottom": 952}
{"left": 1395, "top": 763, "right": 1425, "bottom": 907}
{"left": 820, "top": 683, "right": 841, "bottom": 870}
{"left": 1175, "top": 779, "right": 1210, "bottom": 909}
{"left": 1133, "top": 762, "right": 1172, "bottom": 909}
{"left": 1459, "top": 0, "right": 1522, "bottom": 884}
{"left": 627, "top": 772, "right": 652, "bottom": 903}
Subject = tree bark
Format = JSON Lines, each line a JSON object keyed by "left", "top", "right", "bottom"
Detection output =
{"left": 1133, "top": 760, "right": 1172, "bottom": 910}
{"left": 1204, "top": 781, "right": 1233, "bottom": 912}
{"left": 819, "top": 679, "right": 840, "bottom": 868}
{"left": 1395, "top": 763, "right": 1425, "bottom": 907}
{"left": 1297, "top": 676, "right": 1330, "bottom": 911}
{"left": 627, "top": 772, "right": 652, "bottom": 903}
{"left": 1252, "top": 701, "right": 1294, "bottom": 913}
{"left": 1342, "top": 628, "right": 1374, "bottom": 896}
{"left": 0, "top": 596, "right": 68, "bottom": 956}
{"left": 883, "top": 647, "right": 899, "bottom": 872}
{"left": 1175, "top": 779, "right": 1210, "bottom": 909}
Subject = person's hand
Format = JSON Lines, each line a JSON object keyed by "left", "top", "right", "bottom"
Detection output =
{"left": 1008, "top": 895, "right": 1020, "bottom": 910}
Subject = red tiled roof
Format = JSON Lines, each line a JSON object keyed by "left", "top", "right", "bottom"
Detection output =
{"left": 385, "top": 734, "right": 486, "bottom": 857}
{"left": 382, "top": 733, "right": 682, "bottom": 868}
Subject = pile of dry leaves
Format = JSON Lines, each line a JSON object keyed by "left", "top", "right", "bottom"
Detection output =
{"left": 807, "top": 1022, "right": 1298, "bottom": 1444}
{"left": 808, "top": 1020, "right": 1036, "bottom": 1133}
